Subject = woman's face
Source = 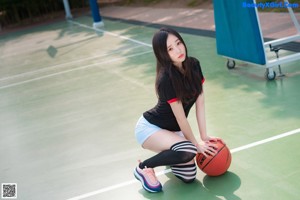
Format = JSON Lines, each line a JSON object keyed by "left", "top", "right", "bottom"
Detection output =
{"left": 166, "top": 34, "right": 186, "bottom": 67}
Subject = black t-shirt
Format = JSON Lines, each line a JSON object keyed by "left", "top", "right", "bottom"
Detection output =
{"left": 143, "top": 58, "right": 205, "bottom": 131}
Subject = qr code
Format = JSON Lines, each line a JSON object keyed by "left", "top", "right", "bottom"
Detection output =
{"left": 1, "top": 183, "right": 17, "bottom": 199}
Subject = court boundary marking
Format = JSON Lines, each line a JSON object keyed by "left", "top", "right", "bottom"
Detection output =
{"left": 0, "top": 19, "right": 153, "bottom": 90}
{"left": 69, "top": 20, "right": 152, "bottom": 48}
{"left": 0, "top": 50, "right": 152, "bottom": 90}
{"left": 0, "top": 45, "right": 144, "bottom": 82}
{"left": 66, "top": 128, "right": 300, "bottom": 200}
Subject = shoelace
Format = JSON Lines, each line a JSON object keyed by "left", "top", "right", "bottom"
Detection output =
{"left": 137, "top": 160, "right": 159, "bottom": 184}
{"left": 143, "top": 167, "right": 158, "bottom": 184}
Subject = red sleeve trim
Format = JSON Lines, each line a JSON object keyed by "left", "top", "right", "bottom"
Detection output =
{"left": 167, "top": 98, "right": 178, "bottom": 104}
{"left": 202, "top": 77, "right": 205, "bottom": 84}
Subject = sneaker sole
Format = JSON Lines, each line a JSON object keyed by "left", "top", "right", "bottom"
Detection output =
{"left": 134, "top": 168, "right": 162, "bottom": 193}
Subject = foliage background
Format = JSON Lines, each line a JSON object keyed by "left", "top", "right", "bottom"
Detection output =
{"left": 0, "top": 0, "right": 89, "bottom": 29}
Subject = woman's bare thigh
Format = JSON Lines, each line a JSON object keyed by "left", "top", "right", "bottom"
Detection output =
{"left": 142, "top": 129, "right": 188, "bottom": 153}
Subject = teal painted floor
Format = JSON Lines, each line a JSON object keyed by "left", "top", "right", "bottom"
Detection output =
{"left": 0, "top": 16, "right": 299, "bottom": 200}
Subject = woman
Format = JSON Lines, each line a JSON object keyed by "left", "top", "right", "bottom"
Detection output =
{"left": 134, "top": 27, "right": 220, "bottom": 193}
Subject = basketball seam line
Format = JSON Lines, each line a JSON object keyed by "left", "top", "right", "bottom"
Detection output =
{"left": 202, "top": 145, "right": 226, "bottom": 171}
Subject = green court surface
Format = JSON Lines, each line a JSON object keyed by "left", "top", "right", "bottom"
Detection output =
{"left": 0, "top": 16, "right": 300, "bottom": 200}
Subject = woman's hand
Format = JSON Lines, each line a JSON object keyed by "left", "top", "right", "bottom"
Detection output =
{"left": 196, "top": 141, "right": 218, "bottom": 158}
{"left": 201, "top": 135, "right": 225, "bottom": 144}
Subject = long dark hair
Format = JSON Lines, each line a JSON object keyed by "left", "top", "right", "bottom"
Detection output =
{"left": 152, "top": 27, "right": 203, "bottom": 103}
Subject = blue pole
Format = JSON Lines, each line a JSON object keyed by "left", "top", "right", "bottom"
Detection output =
{"left": 89, "top": 0, "right": 104, "bottom": 28}
{"left": 63, "top": 0, "right": 73, "bottom": 19}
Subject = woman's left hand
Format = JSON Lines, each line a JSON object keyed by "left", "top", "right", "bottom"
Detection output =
{"left": 202, "top": 136, "right": 225, "bottom": 144}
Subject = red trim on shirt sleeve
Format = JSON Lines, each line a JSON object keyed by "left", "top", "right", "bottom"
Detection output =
{"left": 202, "top": 77, "right": 205, "bottom": 84}
{"left": 167, "top": 98, "right": 178, "bottom": 104}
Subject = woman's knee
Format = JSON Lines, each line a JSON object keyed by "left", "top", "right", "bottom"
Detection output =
{"left": 170, "top": 141, "right": 197, "bottom": 163}
{"left": 171, "top": 163, "right": 197, "bottom": 183}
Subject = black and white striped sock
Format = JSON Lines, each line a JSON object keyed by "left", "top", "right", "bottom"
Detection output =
{"left": 171, "top": 163, "right": 197, "bottom": 183}
{"left": 140, "top": 141, "right": 197, "bottom": 169}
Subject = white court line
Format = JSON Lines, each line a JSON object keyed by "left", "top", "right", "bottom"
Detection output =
{"left": 230, "top": 128, "right": 300, "bottom": 153}
{"left": 66, "top": 128, "right": 300, "bottom": 200}
{"left": 1, "top": 19, "right": 152, "bottom": 87}
{"left": 0, "top": 45, "right": 144, "bottom": 82}
{"left": 0, "top": 50, "right": 152, "bottom": 90}
{"left": 69, "top": 20, "right": 152, "bottom": 48}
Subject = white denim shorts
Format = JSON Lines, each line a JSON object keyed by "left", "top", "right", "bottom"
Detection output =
{"left": 135, "top": 115, "right": 184, "bottom": 145}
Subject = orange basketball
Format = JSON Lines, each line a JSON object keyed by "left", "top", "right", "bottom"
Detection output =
{"left": 196, "top": 140, "right": 231, "bottom": 176}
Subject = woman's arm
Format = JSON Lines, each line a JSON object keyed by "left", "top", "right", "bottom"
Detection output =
{"left": 170, "top": 101, "right": 217, "bottom": 156}
{"left": 196, "top": 90, "right": 224, "bottom": 143}
{"left": 195, "top": 91, "right": 209, "bottom": 141}
{"left": 170, "top": 101, "right": 198, "bottom": 145}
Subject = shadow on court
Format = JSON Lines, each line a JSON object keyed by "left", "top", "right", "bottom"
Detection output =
{"left": 138, "top": 171, "right": 241, "bottom": 200}
{"left": 203, "top": 172, "right": 241, "bottom": 200}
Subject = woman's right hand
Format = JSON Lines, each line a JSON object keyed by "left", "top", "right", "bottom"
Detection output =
{"left": 196, "top": 141, "right": 218, "bottom": 157}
